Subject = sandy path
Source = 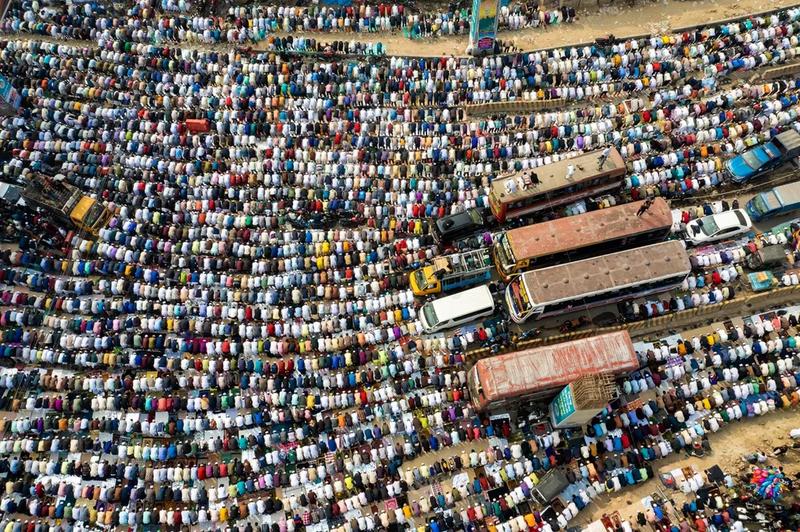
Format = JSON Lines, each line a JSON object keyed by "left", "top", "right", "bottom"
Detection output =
{"left": 573, "top": 407, "right": 800, "bottom": 525}
{"left": 296, "top": 0, "right": 800, "bottom": 57}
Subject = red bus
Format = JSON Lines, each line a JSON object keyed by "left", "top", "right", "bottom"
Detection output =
{"left": 489, "top": 148, "right": 626, "bottom": 222}
{"left": 467, "top": 331, "right": 639, "bottom": 411}
{"left": 493, "top": 198, "right": 673, "bottom": 281}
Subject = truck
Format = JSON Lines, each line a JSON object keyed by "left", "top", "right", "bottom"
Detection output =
{"left": 549, "top": 373, "right": 616, "bottom": 429}
{"left": 746, "top": 244, "right": 788, "bottom": 270}
{"left": 725, "top": 130, "right": 800, "bottom": 183}
{"left": 21, "top": 175, "right": 112, "bottom": 235}
{"left": 410, "top": 248, "right": 493, "bottom": 296}
{"left": 745, "top": 181, "right": 800, "bottom": 221}
{"left": 467, "top": 330, "right": 639, "bottom": 412}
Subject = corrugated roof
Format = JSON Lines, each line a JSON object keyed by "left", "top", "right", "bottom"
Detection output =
{"left": 476, "top": 331, "right": 638, "bottom": 401}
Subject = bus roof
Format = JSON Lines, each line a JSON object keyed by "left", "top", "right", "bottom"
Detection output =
{"left": 520, "top": 240, "right": 690, "bottom": 306}
{"left": 507, "top": 198, "right": 672, "bottom": 261}
{"left": 427, "top": 285, "right": 494, "bottom": 321}
{"left": 474, "top": 331, "right": 638, "bottom": 403}
{"left": 491, "top": 148, "right": 625, "bottom": 203}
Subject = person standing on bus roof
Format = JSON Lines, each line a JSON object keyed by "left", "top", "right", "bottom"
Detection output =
{"left": 566, "top": 164, "right": 575, "bottom": 180}
{"left": 636, "top": 199, "right": 654, "bottom": 217}
{"left": 598, "top": 146, "right": 612, "bottom": 170}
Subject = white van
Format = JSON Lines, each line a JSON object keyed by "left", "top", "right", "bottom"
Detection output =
{"left": 420, "top": 285, "right": 495, "bottom": 333}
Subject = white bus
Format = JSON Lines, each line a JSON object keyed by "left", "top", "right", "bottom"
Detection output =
{"left": 506, "top": 241, "right": 691, "bottom": 323}
{"left": 420, "top": 285, "right": 496, "bottom": 333}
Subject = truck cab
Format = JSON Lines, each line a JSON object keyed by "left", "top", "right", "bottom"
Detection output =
{"left": 745, "top": 182, "right": 800, "bottom": 221}
{"left": 725, "top": 130, "right": 800, "bottom": 183}
{"left": 410, "top": 249, "right": 492, "bottom": 296}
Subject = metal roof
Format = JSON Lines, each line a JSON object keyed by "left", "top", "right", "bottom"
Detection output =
{"left": 506, "top": 198, "right": 672, "bottom": 261}
{"left": 491, "top": 148, "right": 625, "bottom": 202}
{"left": 475, "top": 331, "right": 638, "bottom": 402}
{"left": 520, "top": 240, "right": 690, "bottom": 306}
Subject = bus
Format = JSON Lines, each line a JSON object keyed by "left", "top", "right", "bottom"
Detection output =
{"left": 467, "top": 331, "right": 639, "bottom": 411}
{"left": 493, "top": 198, "right": 673, "bottom": 281}
{"left": 505, "top": 241, "right": 691, "bottom": 323}
{"left": 489, "top": 148, "right": 626, "bottom": 223}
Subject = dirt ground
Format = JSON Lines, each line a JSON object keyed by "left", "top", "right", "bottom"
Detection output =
{"left": 392, "top": 408, "right": 800, "bottom": 528}
{"left": 323, "top": 0, "right": 800, "bottom": 57}
{"left": 574, "top": 408, "right": 800, "bottom": 525}
{"left": 389, "top": 309, "right": 800, "bottom": 526}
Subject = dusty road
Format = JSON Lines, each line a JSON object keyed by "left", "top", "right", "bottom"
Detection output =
{"left": 274, "top": 0, "right": 800, "bottom": 57}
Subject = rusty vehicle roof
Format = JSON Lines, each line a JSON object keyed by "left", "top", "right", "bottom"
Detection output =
{"left": 506, "top": 198, "right": 672, "bottom": 261}
{"left": 475, "top": 331, "right": 638, "bottom": 402}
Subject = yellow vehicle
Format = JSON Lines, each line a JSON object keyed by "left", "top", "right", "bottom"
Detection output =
{"left": 410, "top": 248, "right": 493, "bottom": 296}
{"left": 21, "top": 175, "right": 112, "bottom": 235}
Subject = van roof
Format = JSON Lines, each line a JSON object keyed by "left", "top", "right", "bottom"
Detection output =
{"left": 428, "top": 285, "right": 494, "bottom": 321}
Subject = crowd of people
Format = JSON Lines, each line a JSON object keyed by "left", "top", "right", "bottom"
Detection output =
{"left": 3, "top": 0, "right": 577, "bottom": 44}
{"left": 0, "top": 2, "right": 800, "bottom": 532}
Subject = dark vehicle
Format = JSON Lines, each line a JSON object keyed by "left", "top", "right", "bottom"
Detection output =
{"left": 725, "top": 130, "right": 800, "bottom": 183}
{"left": 746, "top": 245, "right": 788, "bottom": 269}
{"left": 432, "top": 208, "right": 487, "bottom": 244}
{"left": 530, "top": 470, "right": 570, "bottom": 504}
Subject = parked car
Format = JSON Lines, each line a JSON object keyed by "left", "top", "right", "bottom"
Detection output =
{"left": 685, "top": 209, "right": 752, "bottom": 245}
{"left": 725, "top": 130, "right": 800, "bottom": 183}
{"left": 432, "top": 208, "right": 487, "bottom": 244}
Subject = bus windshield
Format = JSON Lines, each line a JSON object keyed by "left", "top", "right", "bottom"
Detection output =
{"left": 508, "top": 277, "right": 532, "bottom": 316}
{"left": 422, "top": 304, "right": 439, "bottom": 328}
{"left": 495, "top": 233, "right": 516, "bottom": 273}
{"left": 466, "top": 368, "right": 484, "bottom": 406}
